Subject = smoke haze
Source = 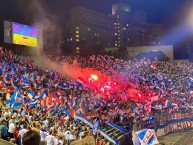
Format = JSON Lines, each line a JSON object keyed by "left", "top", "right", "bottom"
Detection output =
{"left": 26, "top": 0, "right": 78, "bottom": 80}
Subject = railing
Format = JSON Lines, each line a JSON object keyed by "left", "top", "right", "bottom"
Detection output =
{"left": 75, "top": 115, "right": 118, "bottom": 145}
{"left": 144, "top": 109, "right": 193, "bottom": 137}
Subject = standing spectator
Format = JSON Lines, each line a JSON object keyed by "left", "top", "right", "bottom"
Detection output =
{"left": 53, "top": 135, "right": 59, "bottom": 145}
{"left": 18, "top": 123, "right": 28, "bottom": 145}
{"left": 14, "top": 123, "right": 21, "bottom": 145}
{"left": 1, "top": 120, "right": 8, "bottom": 141}
{"left": 8, "top": 117, "right": 16, "bottom": 139}
{"left": 40, "top": 128, "right": 47, "bottom": 145}
{"left": 45, "top": 130, "right": 54, "bottom": 145}
{"left": 58, "top": 136, "right": 64, "bottom": 145}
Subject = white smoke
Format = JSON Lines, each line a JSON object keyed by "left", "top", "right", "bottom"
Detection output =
{"left": 26, "top": 0, "right": 79, "bottom": 79}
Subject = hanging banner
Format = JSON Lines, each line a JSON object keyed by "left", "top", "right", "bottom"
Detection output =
{"left": 156, "top": 118, "right": 193, "bottom": 136}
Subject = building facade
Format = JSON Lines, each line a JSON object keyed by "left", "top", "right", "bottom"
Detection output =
{"left": 105, "top": 45, "right": 174, "bottom": 61}
{"left": 69, "top": 7, "right": 114, "bottom": 55}
{"left": 112, "top": 3, "right": 163, "bottom": 47}
{"left": 124, "top": 23, "right": 163, "bottom": 47}
{"left": 62, "top": 4, "right": 164, "bottom": 55}
{"left": 112, "top": 3, "right": 131, "bottom": 47}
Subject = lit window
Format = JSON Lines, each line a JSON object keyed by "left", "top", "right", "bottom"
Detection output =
{"left": 88, "top": 28, "right": 91, "bottom": 31}
{"left": 76, "top": 47, "right": 80, "bottom": 50}
{"left": 127, "top": 24, "right": 129, "bottom": 27}
{"left": 115, "top": 44, "right": 117, "bottom": 46}
{"left": 76, "top": 27, "right": 79, "bottom": 30}
{"left": 76, "top": 31, "right": 79, "bottom": 34}
{"left": 70, "top": 38, "right": 73, "bottom": 41}
{"left": 114, "top": 23, "right": 117, "bottom": 25}
{"left": 76, "top": 35, "right": 79, "bottom": 38}
{"left": 76, "top": 39, "right": 79, "bottom": 42}
{"left": 114, "top": 33, "right": 117, "bottom": 36}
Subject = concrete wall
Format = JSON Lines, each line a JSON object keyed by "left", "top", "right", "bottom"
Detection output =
{"left": 105, "top": 45, "right": 174, "bottom": 61}
{"left": 127, "top": 45, "right": 174, "bottom": 61}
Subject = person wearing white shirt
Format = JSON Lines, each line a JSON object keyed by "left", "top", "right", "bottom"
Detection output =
{"left": 65, "top": 132, "right": 74, "bottom": 145}
{"left": 53, "top": 136, "right": 59, "bottom": 145}
{"left": 79, "top": 131, "right": 85, "bottom": 140}
{"left": 40, "top": 128, "right": 47, "bottom": 145}
{"left": 4, "top": 111, "right": 9, "bottom": 118}
{"left": 43, "top": 118, "right": 49, "bottom": 127}
{"left": 58, "top": 137, "right": 63, "bottom": 145}
{"left": 8, "top": 119, "right": 16, "bottom": 139}
{"left": 45, "top": 130, "right": 54, "bottom": 145}
{"left": 18, "top": 124, "right": 28, "bottom": 145}
{"left": 64, "top": 130, "right": 71, "bottom": 137}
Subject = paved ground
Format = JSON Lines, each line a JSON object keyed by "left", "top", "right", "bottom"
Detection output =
{"left": 157, "top": 131, "right": 193, "bottom": 145}
{"left": 0, "top": 139, "right": 15, "bottom": 145}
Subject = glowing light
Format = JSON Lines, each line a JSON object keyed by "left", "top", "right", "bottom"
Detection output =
{"left": 90, "top": 74, "right": 98, "bottom": 81}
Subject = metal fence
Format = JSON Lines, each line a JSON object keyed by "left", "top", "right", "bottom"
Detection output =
{"left": 144, "top": 108, "right": 193, "bottom": 130}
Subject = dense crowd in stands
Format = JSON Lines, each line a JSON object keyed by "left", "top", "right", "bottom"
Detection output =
{"left": 1, "top": 48, "right": 193, "bottom": 145}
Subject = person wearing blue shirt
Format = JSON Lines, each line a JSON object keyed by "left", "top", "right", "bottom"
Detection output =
{"left": 1, "top": 120, "right": 8, "bottom": 141}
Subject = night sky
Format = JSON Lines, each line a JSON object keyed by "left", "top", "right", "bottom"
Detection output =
{"left": 1, "top": 0, "right": 193, "bottom": 59}
{"left": 0, "top": 0, "right": 190, "bottom": 24}
{"left": 45, "top": 0, "right": 190, "bottom": 24}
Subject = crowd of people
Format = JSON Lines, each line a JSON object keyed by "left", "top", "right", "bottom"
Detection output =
{"left": 0, "top": 48, "right": 193, "bottom": 145}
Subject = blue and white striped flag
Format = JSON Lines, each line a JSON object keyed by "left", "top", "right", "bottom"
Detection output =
{"left": 135, "top": 129, "right": 159, "bottom": 145}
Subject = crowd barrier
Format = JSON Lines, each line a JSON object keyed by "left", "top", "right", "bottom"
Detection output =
{"left": 107, "top": 122, "right": 128, "bottom": 134}
{"left": 75, "top": 115, "right": 118, "bottom": 145}
{"left": 152, "top": 111, "right": 193, "bottom": 137}
{"left": 156, "top": 117, "right": 193, "bottom": 136}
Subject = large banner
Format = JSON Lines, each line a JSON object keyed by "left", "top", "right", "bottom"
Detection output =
{"left": 156, "top": 118, "right": 193, "bottom": 136}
